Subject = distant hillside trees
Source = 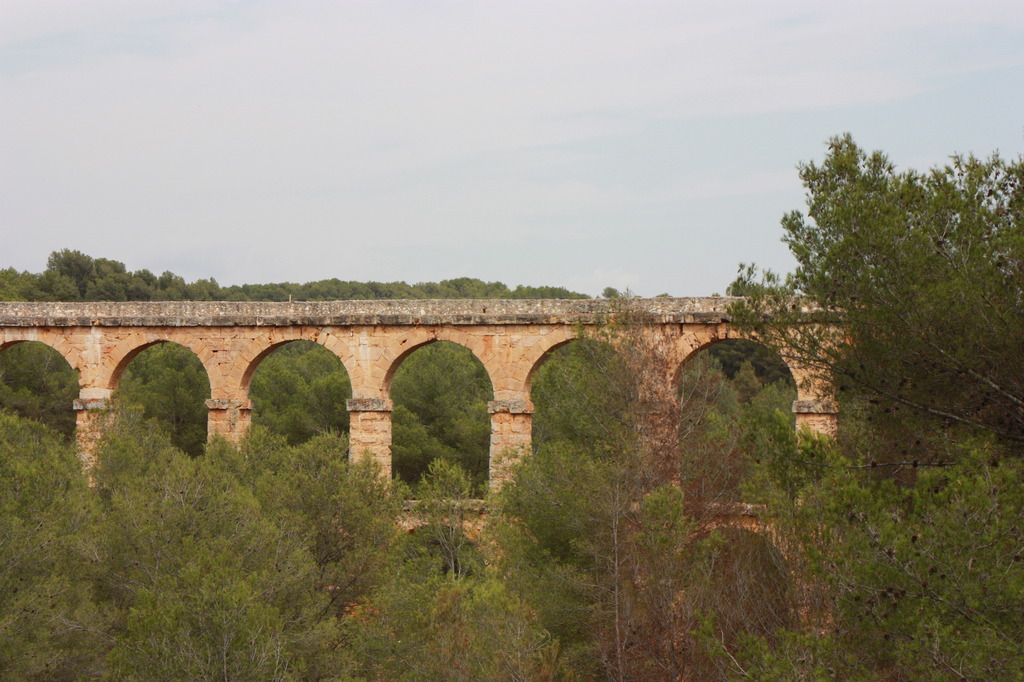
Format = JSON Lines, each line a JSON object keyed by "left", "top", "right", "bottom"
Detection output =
{"left": 0, "top": 250, "right": 588, "bottom": 302}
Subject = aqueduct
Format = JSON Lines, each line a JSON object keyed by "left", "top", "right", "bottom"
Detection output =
{"left": 0, "top": 298, "right": 837, "bottom": 486}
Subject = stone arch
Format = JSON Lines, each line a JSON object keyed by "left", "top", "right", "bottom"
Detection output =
{"left": 676, "top": 328, "right": 836, "bottom": 435}
{"left": 102, "top": 331, "right": 218, "bottom": 395}
{"left": 0, "top": 335, "right": 81, "bottom": 439}
{"left": 0, "top": 330, "right": 85, "bottom": 385}
{"left": 675, "top": 330, "right": 795, "bottom": 386}
{"left": 524, "top": 331, "right": 630, "bottom": 463}
{"left": 111, "top": 336, "right": 215, "bottom": 457}
{"left": 247, "top": 337, "right": 354, "bottom": 444}
{"left": 520, "top": 326, "right": 580, "bottom": 396}
{"left": 386, "top": 333, "right": 496, "bottom": 488}
{"left": 673, "top": 323, "right": 749, "bottom": 383}
{"left": 379, "top": 328, "right": 497, "bottom": 400}
{"left": 231, "top": 327, "right": 356, "bottom": 398}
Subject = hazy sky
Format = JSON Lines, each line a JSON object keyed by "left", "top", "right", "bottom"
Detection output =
{"left": 2, "top": 1, "right": 1022, "bottom": 297}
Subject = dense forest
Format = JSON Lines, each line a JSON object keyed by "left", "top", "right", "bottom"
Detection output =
{"left": 2, "top": 136, "right": 1022, "bottom": 679}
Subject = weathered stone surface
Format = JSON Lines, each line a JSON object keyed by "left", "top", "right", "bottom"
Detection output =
{"left": 0, "top": 297, "right": 741, "bottom": 327}
{"left": 346, "top": 398, "right": 394, "bottom": 412}
{"left": 0, "top": 298, "right": 837, "bottom": 485}
{"left": 487, "top": 399, "right": 534, "bottom": 414}
{"left": 72, "top": 398, "right": 108, "bottom": 411}
{"left": 792, "top": 398, "right": 839, "bottom": 414}
{"left": 205, "top": 398, "right": 252, "bottom": 410}
{"left": 795, "top": 412, "right": 839, "bottom": 437}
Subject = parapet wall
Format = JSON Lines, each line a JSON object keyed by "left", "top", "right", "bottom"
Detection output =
{"left": 0, "top": 297, "right": 743, "bottom": 327}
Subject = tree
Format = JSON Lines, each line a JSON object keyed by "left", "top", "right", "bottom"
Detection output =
{"left": 90, "top": 411, "right": 407, "bottom": 679}
{"left": 114, "top": 342, "right": 210, "bottom": 456}
{"left": 345, "top": 459, "right": 551, "bottom": 681}
{"left": 725, "top": 135, "right": 1024, "bottom": 678}
{"left": 499, "top": 310, "right": 797, "bottom": 680}
{"left": 732, "top": 134, "right": 1024, "bottom": 450}
{"left": 46, "top": 249, "right": 94, "bottom": 298}
{"left": 249, "top": 341, "right": 351, "bottom": 444}
{"left": 234, "top": 428, "right": 404, "bottom": 620}
{"left": 92, "top": 415, "right": 341, "bottom": 679}
{"left": 391, "top": 342, "right": 492, "bottom": 491}
{"left": 0, "top": 341, "right": 79, "bottom": 439}
{"left": 0, "top": 414, "right": 106, "bottom": 679}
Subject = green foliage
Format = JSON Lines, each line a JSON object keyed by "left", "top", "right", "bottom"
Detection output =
{"left": 391, "top": 342, "right": 492, "bottom": 491}
{"left": 531, "top": 338, "right": 631, "bottom": 457}
{"left": 95, "top": 420, "right": 339, "bottom": 678}
{"left": 347, "top": 459, "right": 551, "bottom": 681}
{"left": 707, "top": 338, "right": 793, "bottom": 385}
{"left": 409, "top": 459, "right": 484, "bottom": 578}
{"left": 115, "top": 342, "right": 211, "bottom": 456}
{"left": 347, "top": 568, "right": 551, "bottom": 682}
{"left": 733, "top": 134, "right": 1024, "bottom": 449}
{"left": 0, "top": 267, "right": 43, "bottom": 301}
{"left": 5, "top": 249, "right": 589, "bottom": 304}
{"left": 737, "top": 428, "right": 1024, "bottom": 679}
{"left": 86, "top": 410, "right": 405, "bottom": 678}
{"left": 727, "top": 136, "right": 1024, "bottom": 677}
{"left": 0, "top": 341, "right": 79, "bottom": 439}
{"left": 0, "top": 413, "right": 105, "bottom": 679}
{"left": 250, "top": 340, "right": 352, "bottom": 444}
{"left": 497, "top": 322, "right": 799, "bottom": 680}
{"left": 239, "top": 428, "right": 405, "bottom": 619}
{"left": 602, "top": 286, "right": 622, "bottom": 299}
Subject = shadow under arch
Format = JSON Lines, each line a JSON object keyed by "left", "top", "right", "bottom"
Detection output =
{"left": 0, "top": 339, "right": 80, "bottom": 439}
{"left": 247, "top": 339, "right": 352, "bottom": 445}
{"left": 114, "top": 340, "right": 212, "bottom": 456}
{"left": 388, "top": 339, "right": 494, "bottom": 491}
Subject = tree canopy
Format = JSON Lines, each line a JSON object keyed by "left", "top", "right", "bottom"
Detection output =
{"left": 724, "top": 135, "right": 1024, "bottom": 679}
{"left": 733, "top": 133, "right": 1024, "bottom": 449}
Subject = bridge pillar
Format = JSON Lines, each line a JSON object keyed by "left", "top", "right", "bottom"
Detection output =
{"left": 793, "top": 398, "right": 838, "bottom": 437}
{"left": 488, "top": 398, "right": 534, "bottom": 490}
{"left": 73, "top": 388, "right": 112, "bottom": 470}
{"left": 206, "top": 398, "right": 252, "bottom": 444}
{"left": 347, "top": 398, "right": 393, "bottom": 477}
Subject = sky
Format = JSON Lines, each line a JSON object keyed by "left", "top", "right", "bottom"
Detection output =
{"left": 2, "top": 1, "right": 1022, "bottom": 298}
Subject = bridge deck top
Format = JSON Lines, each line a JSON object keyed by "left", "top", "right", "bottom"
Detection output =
{"left": 0, "top": 297, "right": 741, "bottom": 327}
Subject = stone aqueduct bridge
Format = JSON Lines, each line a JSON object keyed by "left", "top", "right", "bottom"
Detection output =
{"left": 0, "top": 298, "right": 837, "bottom": 486}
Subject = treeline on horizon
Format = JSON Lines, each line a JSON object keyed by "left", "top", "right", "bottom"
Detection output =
{"left": 0, "top": 249, "right": 589, "bottom": 303}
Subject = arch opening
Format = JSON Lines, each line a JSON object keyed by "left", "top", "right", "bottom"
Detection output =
{"left": 389, "top": 340, "right": 492, "bottom": 493}
{"left": 248, "top": 340, "right": 352, "bottom": 445}
{"left": 529, "top": 337, "right": 628, "bottom": 458}
{"left": 676, "top": 338, "right": 797, "bottom": 513}
{"left": 0, "top": 340, "right": 79, "bottom": 440}
{"left": 114, "top": 342, "right": 211, "bottom": 457}
{"left": 679, "top": 338, "right": 797, "bottom": 423}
